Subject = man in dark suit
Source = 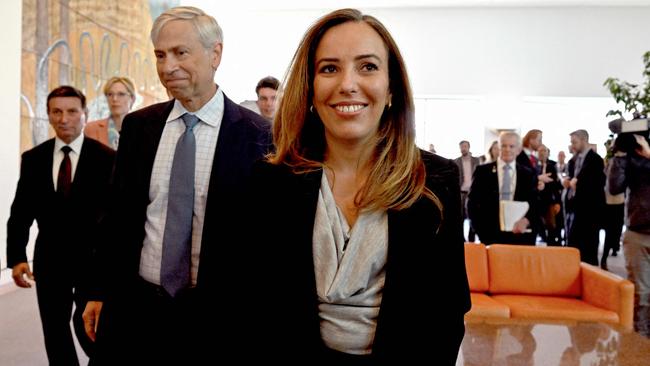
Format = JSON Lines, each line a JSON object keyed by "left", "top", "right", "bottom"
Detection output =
{"left": 468, "top": 131, "right": 538, "bottom": 245}
{"left": 563, "top": 129, "right": 605, "bottom": 265}
{"left": 537, "top": 144, "right": 563, "bottom": 245}
{"left": 82, "top": 6, "right": 271, "bottom": 364}
{"left": 6, "top": 86, "right": 115, "bottom": 365}
{"left": 517, "top": 129, "right": 543, "bottom": 169}
{"left": 454, "top": 140, "right": 480, "bottom": 242}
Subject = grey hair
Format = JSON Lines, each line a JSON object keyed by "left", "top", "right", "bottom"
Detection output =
{"left": 570, "top": 129, "right": 589, "bottom": 141}
{"left": 150, "top": 6, "right": 223, "bottom": 49}
{"left": 499, "top": 131, "right": 522, "bottom": 147}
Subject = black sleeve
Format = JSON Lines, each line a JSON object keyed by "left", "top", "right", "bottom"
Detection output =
{"left": 6, "top": 152, "right": 36, "bottom": 267}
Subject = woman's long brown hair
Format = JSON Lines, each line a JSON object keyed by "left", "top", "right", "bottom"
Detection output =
{"left": 269, "top": 8, "right": 441, "bottom": 213}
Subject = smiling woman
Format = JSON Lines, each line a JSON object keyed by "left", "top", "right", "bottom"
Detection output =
{"left": 245, "top": 8, "right": 470, "bottom": 364}
{"left": 313, "top": 21, "right": 391, "bottom": 151}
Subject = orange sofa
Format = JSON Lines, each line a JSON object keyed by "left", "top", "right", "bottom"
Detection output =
{"left": 464, "top": 243, "right": 634, "bottom": 330}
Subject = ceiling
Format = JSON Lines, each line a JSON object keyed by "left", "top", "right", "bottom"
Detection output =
{"left": 185, "top": 0, "right": 650, "bottom": 10}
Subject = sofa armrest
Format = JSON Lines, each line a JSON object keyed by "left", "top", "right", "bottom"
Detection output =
{"left": 580, "top": 263, "right": 635, "bottom": 331}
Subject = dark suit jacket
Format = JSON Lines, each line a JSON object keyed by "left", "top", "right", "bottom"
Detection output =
{"left": 467, "top": 161, "right": 538, "bottom": 245}
{"left": 517, "top": 150, "right": 537, "bottom": 170}
{"left": 245, "top": 151, "right": 470, "bottom": 363}
{"left": 91, "top": 94, "right": 272, "bottom": 298}
{"left": 566, "top": 149, "right": 605, "bottom": 217}
{"left": 7, "top": 137, "right": 115, "bottom": 284}
{"left": 89, "top": 95, "right": 271, "bottom": 362}
{"left": 537, "top": 159, "right": 562, "bottom": 206}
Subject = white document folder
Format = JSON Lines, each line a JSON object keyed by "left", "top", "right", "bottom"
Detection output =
{"left": 499, "top": 200, "right": 530, "bottom": 232}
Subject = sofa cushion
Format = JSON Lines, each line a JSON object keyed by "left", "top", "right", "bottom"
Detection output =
{"left": 492, "top": 295, "right": 620, "bottom": 324}
{"left": 465, "top": 243, "right": 489, "bottom": 292}
{"left": 466, "top": 293, "right": 510, "bottom": 320}
{"left": 488, "top": 244, "right": 582, "bottom": 297}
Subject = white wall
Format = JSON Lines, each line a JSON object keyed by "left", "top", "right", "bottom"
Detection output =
{"left": 378, "top": 7, "right": 650, "bottom": 97}
{"left": 181, "top": 4, "right": 650, "bottom": 158}
{"left": 368, "top": 6, "right": 650, "bottom": 157}
{"left": 0, "top": 0, "right": 22, "bottom": 279}
{"left": 186, "top": 4, "right": 650, "bottom": 102}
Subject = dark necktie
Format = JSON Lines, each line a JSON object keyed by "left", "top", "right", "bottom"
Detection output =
{"left": 57, "top": 146, "right": 72, "bottom": 199}
{"left": 529, "top": 154, "right": 537, "bottom": 168}
{"left": 160, "top": 113, "right": 199, "bottom": 297}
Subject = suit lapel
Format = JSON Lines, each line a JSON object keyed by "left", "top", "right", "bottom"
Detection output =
{"left": 488, "top": 162, "right": 499, "bottom": 194}
{"left": 577, "top": 150, "right": 593, "bottom": 179}
{"left": 514, "top": 164, "right": 525, "bottom": 200}
{"left": 42, "top": 139, "right": 56, "bottom": 194}
{"left": 71, "top": 138, "right": 89, "bottom": 196}
{"left": 145, "top": 101, "right": 173, "bottom": 151}
{"left": 141, "top": 101, "right": 174, "bottom": 190}
{"left": 202, "top": 94, "right": 239, "bottom": 210}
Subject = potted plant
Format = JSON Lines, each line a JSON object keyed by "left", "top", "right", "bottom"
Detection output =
{"left": 603, "top": 50, "right": 650, "bottom": 119}
{"left": 603, "top": 51, "right": 650, "bottom": 159}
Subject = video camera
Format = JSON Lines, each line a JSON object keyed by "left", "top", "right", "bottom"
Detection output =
{"left": 608, "top": 118, "right": 650, "bottom": 153}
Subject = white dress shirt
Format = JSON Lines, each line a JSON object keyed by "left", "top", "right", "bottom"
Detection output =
{"left": 140, "top": 88, "right": 224, "bottom": 286}
{"left": 461, "top": 156, "right": 473, "bottom": 192}
{"left": 52, "top": 134, "right": 84, "bottom": 190}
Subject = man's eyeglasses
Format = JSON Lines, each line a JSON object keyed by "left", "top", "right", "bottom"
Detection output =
{"left": 106, "top": 92, "right": 130, "bottom": 99}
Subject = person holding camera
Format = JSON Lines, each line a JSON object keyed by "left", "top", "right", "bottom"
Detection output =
{"left": 608, "top": 133, "right": 650, "bottom": 338}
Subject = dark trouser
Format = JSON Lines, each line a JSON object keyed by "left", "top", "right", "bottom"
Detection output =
{"left": 622, "top": 230, "right": 650, "bottom": 338}
{"left": 321, "top": 346, "right": 374, "bottom": 365}
{"left": 91, "top": 278, "right": 206, "bottom": 366}
{"left": 566, "top": 212, "right": 600, "bottom": 266}
{"left": 601, "top": 203, "right": 624, "bottom": 266}
{"left": 461, "top": 191, "right": 476, "bottom": 242}
{"left": 495, "top": 232, "right": 537, "bottom": 245}
{"left": 478, "top": 231, "right": 536, "bottom": 246}
{"left": 556, "top": 206, "right": 566, "bottom": 245}
{"left": 540, "top": 204, "right": 562, "bottom": 246}
{"left": 35, "top": 279, "right": 93, "bottom": 366}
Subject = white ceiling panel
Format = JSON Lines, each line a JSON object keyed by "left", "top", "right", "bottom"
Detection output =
{"left": 184, "top": 0, "right": 650, "bottom": 10}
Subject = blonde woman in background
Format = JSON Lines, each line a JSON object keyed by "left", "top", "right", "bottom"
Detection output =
{"left": 85, "top": 77, "right": 136, "bottom": 149}
{"left": 480, "top": 140, "right": 499, "bottom": 164}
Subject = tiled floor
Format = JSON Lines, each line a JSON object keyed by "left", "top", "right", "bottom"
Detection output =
{"left": 459, "top": 322, "right": 650, "bottom": 366}
{"left": 0, "top": 284, "right": 88, "bottom": 366}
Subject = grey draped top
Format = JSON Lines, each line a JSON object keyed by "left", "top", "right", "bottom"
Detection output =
{"left": 312, "top": 172, "right": 388, "bottom": 355}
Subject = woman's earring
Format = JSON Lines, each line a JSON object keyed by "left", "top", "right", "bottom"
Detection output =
{"left": 309, "top": 105, "right": 314, "bottom": 113}
{"left": 387, "top": 101, "right": 392, "bottom": 109}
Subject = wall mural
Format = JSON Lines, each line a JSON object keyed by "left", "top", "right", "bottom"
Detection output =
{"left": 21, "top": 0, "right": 176, "bottom": 153}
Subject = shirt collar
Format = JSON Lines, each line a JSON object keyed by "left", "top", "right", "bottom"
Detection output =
{"left": 497, "top": 157, "right": 514, "bottom": 170}
{"left": 577, "top": 149, "right": 589, "bottom": 160}
{"left": 166, "top": 86, "right": 224, "bottom": 127}
{"left": 54, "top": 133, "right": 84, "bottom": 154}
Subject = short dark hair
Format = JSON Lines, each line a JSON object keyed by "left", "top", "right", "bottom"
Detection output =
{"left": 459, "top": 140, "right": 470, "bottom": 147}
{"left": 570, "top": 129, "right": 589, "bottom": 141}
{"left": 255, "top": 76, "right": 280, "bottom": 95}
{"left": 47, "top": 85, "right": 86, "bottom": 111}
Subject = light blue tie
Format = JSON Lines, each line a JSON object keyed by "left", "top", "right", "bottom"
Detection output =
{"left": 500, "top": 164, "right": 512, "bottom": 200}
{"left": 161, "top": 113, "right": 199, "bottom": 297}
